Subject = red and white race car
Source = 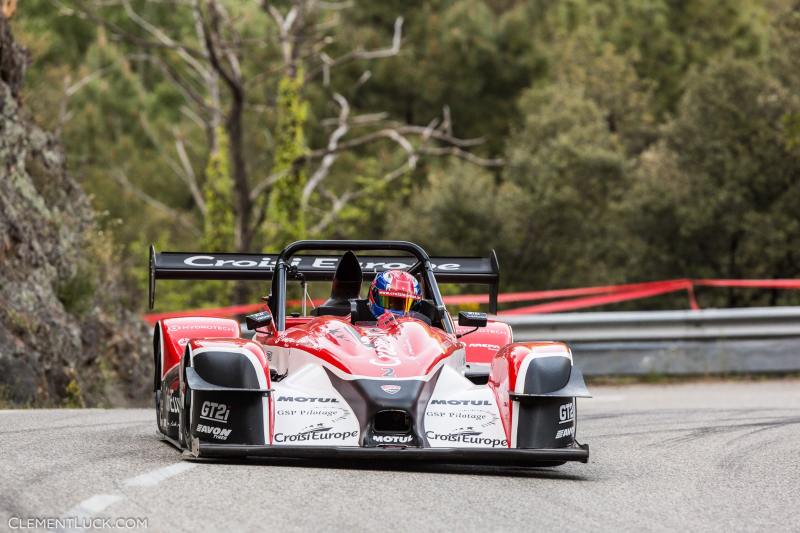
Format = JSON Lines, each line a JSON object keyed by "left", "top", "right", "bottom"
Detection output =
{"left": 150, "top": 240, "right": 590, "bottom": 466}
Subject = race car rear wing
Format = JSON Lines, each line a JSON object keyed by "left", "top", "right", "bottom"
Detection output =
{"left": 149, "top": 244, "right": 500, "bottom": 313}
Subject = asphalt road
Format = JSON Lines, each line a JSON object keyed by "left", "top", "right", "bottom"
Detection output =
{"left": 1, "top": 380, "right": 799, "bottom": 532}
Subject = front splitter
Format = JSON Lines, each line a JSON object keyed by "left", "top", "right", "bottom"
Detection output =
{"left": 194, "top": 443, "right": 589, "bottom": 466}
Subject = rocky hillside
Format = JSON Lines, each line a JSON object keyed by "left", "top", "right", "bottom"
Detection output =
{"left": 0, "top": 11, "right": 150, "bottom": 406}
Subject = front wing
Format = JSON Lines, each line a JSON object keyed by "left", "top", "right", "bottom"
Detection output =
{"left": 192, "top": 442, "right": 590, "bottom": 466}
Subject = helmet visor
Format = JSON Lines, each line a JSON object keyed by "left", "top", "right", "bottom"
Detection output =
{"left": 375, "top": 290, "right": 419, "bottom": 314}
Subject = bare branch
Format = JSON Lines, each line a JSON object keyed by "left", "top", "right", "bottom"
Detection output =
{"left": 110, "top": 170, "right": 201, "bottom": 235}
{"left": 64, "top": 67, "right": 110, "bottom": 97}
{"left": 150, "top": 55, "right": 212, "bottom": 114}
{"left": 318, "top": 0, "right": 353, "bottom": 10}
{"left": 320, "top": 111, "right": 387, "bottom": 128}
{"left": 249, "top": 169, "right": 288, "bottom": 202}
{"left": 200, "top": 0, "right": 243, "bottom": 98}
{"left": 181, "top": 105, "right": 207, "bottom": 130}
{"left": 302, "top": 93, "right": 351, "bottom": 207}
{"left": 304, "top": 124, "right": 484, "bottom": 160}
{"left": 263, "top": 1, "right": 300, "bottom": 68}
{"left": 119, "top": 0, "right": 211, "bottom": 80}
{"left": 174, "top": 133, "right": 207, "bottom": 215}
{"left": 359, "top": 16, "right": 403, "bottom": 59}
{"left": 311, "top": 16, "right": 403, "bottom": 83}
{"left": 416, "top": 146, "right": 505, "bottom": 167}
{"left": 309, "top": 156, "right": 412, "bottom": 235}
{"left": 57, "top": 0, "right": 207, "bottom": 58}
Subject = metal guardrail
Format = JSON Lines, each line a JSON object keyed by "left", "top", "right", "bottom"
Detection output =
{"left": 503, "top": 307, "right": 800, "bottom": 342}
{"left": 504, "top": 307, "right": 800, "bottom": 375}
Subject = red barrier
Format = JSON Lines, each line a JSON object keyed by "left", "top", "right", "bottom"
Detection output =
{"left": 500, "top": 280, "right": 695, "bottom": 315}
{"left": 142, "top": 278, "right": 800, "bottom": 324}
{"left": 694, "top": 279, "right": 800, "bottom": 289}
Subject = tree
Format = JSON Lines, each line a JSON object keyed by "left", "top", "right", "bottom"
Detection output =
{"left": 502, "top": 84, "right": 631, "bottom": 289}
{"left": 625, "top": 57, "right": 800, "bottom": 305}
{"left": 52, "top": 0, "right": 501, "bottom": 305}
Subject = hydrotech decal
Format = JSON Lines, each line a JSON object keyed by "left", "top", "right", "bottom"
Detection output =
{"left": 276, "top": 396, "right": 339, "bottom": 403}
{"left": 167, "top": 324, "right": 237, "bottom": 333}
{"left": 425, "top": 429, "right": 507, "bottom": 448}
{"left": 195, "top": 424, "right": 232, "bottom": 440}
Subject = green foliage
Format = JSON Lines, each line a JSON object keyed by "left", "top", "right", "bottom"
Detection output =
{"left": 203, "top": 128, "right": 235, "bottom": 251}
{"left": 267, "top": 72, "right": 309, "bottom": 247}
{"left": 13, "top": 0, "right": 800, "bottom": 312}
{"left": 623, "top": 57, "right": 800, "bottom": 306}
{"left": 64, "top": 378, "right": 86, "bottom": 408}
{"left": 56, "top": 273, "right": 95, "bottom": 317}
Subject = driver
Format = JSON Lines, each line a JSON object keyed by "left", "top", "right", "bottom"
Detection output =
{"left": 367, "top": 270, "right": 422, "bottom": 319}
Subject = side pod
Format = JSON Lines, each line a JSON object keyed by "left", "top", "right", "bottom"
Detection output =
{"left": 489, "top": 342, "right": 590, "bottom": 451}
{"left": 181, "top": 339, "right": 272, "bottom": 454}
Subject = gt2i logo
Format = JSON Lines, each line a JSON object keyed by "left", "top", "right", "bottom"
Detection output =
{"left": 556, "top": 426, "right": 575, "bottom": 439}
{"left": 559, "top": 402, "right": 575, "bottom": 424}
{"left": 371, "top": 434, "right": 413, "bottom": 444}
{"left": 200, "top": 401, "right": 230, "bottom": 422}
{"left": 195, "top": 424, "right": 232, "bottom": 440}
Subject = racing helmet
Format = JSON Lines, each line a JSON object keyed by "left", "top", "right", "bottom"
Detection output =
{"left": 368, "top": 270, "right": 422, "bottom": 318}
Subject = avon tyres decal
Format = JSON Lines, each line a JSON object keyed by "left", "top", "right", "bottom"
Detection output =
{"left": 196, "top": 424, "right": 232, "bottom": 441}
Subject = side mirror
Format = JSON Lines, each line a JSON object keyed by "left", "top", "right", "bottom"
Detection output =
{"left": 458, "top": 311, "right": 488, "bottom": 328}
{"left": 245, "top": 311, "right": 273, "bottom": 331}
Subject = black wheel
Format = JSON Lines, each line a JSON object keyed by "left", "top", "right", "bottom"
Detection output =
{"left": 177, "top": 348, "right": 191, "bottom": 448}
{"left": 155, "top": 389, "right": 164, "bottom": 434}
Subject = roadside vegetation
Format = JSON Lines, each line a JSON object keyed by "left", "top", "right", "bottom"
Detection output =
{"left": 13, "top": 0, "right": 800, "bottom": 311}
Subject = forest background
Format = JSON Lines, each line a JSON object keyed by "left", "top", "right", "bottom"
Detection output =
{"left": 14, "top": 0, "right": 800, "bottom": 312}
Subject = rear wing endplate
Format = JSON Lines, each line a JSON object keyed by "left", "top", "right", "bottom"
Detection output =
{"left": 149, "top": 245, "right": 500, "bottom": 312}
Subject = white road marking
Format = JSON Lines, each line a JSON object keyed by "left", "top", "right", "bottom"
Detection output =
{"left": 123, "top": 461, "right": 197, "bottom": 487}
{"left": 52, "top": 494, "right": 123, "bottom": 533}
{"left": 50, "top": 462, "right": 196, "bottom": 532}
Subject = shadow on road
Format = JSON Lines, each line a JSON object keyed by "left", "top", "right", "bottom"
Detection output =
{"left": 187, "top": 454, "right": 590, "bottom": 480}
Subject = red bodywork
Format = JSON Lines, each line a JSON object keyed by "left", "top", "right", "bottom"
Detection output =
{"left": 488, "top": 342, "right": 571, "bottom": 444}
{"left": 160, "top": 312, "right": 568, "bottom": 451}
{"left": 159, "top": 317, "right": 240, "bottom": 377}
{"left": 456, "top": 320, "right": 513, "bottom": 364}
{"left": 260, "top": 315, "right": 463, "bottom": 378}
